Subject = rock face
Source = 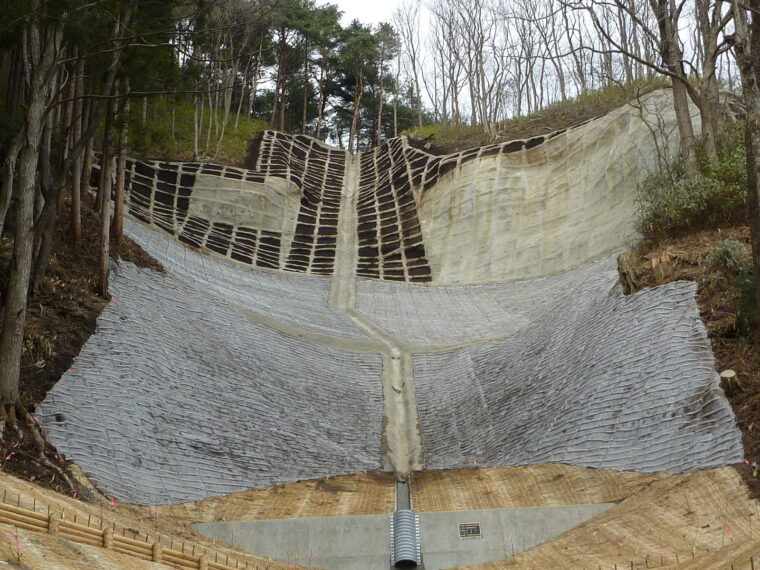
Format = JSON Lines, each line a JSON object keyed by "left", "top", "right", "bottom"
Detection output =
{"left": 111, "top": 89, "right": 692, "bottom": 285}
{"left": 37, "top": 90, "right": 741, "bottom": 506}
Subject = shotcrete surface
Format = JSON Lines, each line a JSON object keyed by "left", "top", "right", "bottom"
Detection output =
{"left": 36, "top": 260, "right": 384, "bottom": 505}
{"left": 416, "top": 90, "right": 694, "bottom": 284}
{"left": 37, "top": 92, "right": 742, "bottom": 508}
{"left": 413, "top": 259, "right": 743, "bottom": 472}
{"left": 124, "top": 218, "right": 369, "bottom": 341}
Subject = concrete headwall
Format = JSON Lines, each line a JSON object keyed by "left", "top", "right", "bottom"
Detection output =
{"left": 193, "top": 504, "right": 614, "bottom": 570}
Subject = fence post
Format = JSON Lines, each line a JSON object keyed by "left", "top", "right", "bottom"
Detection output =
{"left": 48, "top": 513, "right": 60, "bottom": 536}
{"left": 103, "top": 527, "right": 113, "bottom": 550}
{"left": 152, "top": 540, "right": 163, "bottom": 563}
{"left": 198, "top": 555, "right": 208, "bottom": 570}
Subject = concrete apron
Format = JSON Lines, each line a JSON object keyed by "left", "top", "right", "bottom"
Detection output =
{"left": 192, "top": 503, "right": 614, "bottom": 570}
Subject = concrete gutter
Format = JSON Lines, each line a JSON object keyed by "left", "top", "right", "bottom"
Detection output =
{"left": 329, "top": 152, "right": 424, "bottom": 479}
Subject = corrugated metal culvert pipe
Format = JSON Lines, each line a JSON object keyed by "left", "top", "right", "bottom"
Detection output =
{"left": 390, "top": 508, "right": 421, "bottom": 567}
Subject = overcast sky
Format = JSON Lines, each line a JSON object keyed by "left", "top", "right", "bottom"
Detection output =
{"left": 323, "top": 0, "right": 400, "bottom": 26}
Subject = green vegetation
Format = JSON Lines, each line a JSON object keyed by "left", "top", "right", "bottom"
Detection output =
{"left": 706, "top": 238, "right": 757, "bottom": 334}
{"left": 636, "top": 121, "right": 747, "bottom": 244}
{"left": 637, "top": 118, "right": 755, "bottom": 333}
{"left": 129, "top": 99, "right": 268, "bottom": 165}
{"left": 706, "top": 239, "right": 751, "bottom": 275}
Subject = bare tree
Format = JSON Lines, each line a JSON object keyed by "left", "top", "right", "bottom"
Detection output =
{"left": 394, "top": 0, "right": 424, "bottom": 127}
{"left": 729, "top": 0, "right": 760, "bottom": 328}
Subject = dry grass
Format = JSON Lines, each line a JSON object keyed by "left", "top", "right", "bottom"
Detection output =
{"left": 147, "top": 471, "right": 396, "bottom": 527}
{"left": 411, "top": 464, "right": 664, "bottom": 512}
{"left": 0, "top": 469, "right": 300, "bottom": 569}
{"left": 405, "top": 78, "right": 669, "bottom": 154}
{"left": 459, "top": 467, "right": 759, "bottom": 569}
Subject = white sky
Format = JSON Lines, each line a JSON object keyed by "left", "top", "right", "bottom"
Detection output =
{"left": 324, "top": 0, "right": 401, "bottom": 26}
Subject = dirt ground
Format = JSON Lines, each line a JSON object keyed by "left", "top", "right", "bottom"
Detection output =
{"left": 0, "top": 197, "right": 163, "bottom": 498}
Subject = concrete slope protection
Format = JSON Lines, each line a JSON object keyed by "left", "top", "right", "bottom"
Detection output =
{"left": 109, "top": 89, "right": 688, "bottom": 286}
{"left": 38, "top": 89, "right": 742, "bottom": 506}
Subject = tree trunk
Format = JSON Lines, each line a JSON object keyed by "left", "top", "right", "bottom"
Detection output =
{"left": 205, "top": 89, "right": 214, "bottom": 154}
{"left": 193, "top": 94, "right": 200, "bottom": 160}
{"left": 248, "top": 37, "right": 263, "bottom": 122}
{"left": 112, "top": 78, "right": 130, "bottom": 250}
{"left": 0, "top": 130, "right": 24, "bottom": 238}
{"left": 747, "top": 91, "right": 760, "bottom": 328}
{"left": 301, "top": 42, "right": 309, "bottom": 134}
{"left": 672, "top": 78, "right": 697, "bottom": 172}
{"left": 0, "top": 20, "right": 56, "bottom": 431}
{"left": 698, "top": 80, "right": 720, "bottom": 162}
{"left": 234, "top": 56, "right": 251, "bottom": 132}
{"left": 731, "top": 0, "right": 760, "bottom": 330}
{"left": 70, "top": 56, "right": 84, "bottom": 246}
{"left": 375, "top": 49, "right": 386, "bottom": 146}
{"left": 271, "top": 29, "right": 287, "bottom": 130}
{"left": 349, "top": 71, "right": 363, "bottom": 154}
{"left": 98, "top": 96, "right": 116, "bottom": 299}
{"left": 694, "top": 0, "right": 724, "bottom": 163}
{"left": 745, "top": 0, "right": 760, "bottom": 328}
{"left": 30, "top": 116, "right": 59, "bottom": 294}
{"left": 80, "top": 120, "right": 94, "bottom": 197}
{"left": 315, "top": 64, "right": 326, "bottom": 139}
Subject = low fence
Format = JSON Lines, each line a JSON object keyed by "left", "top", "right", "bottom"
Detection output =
{"left": 0, "top": 490, "right": 267, "bottom": 569}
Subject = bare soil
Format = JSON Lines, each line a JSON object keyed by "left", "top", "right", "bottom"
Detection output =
{"left": 0, "top": 196, "right": 162, "bottom": 497}
{"left": 621, "top": 225, "right": 760, "bottom": 497}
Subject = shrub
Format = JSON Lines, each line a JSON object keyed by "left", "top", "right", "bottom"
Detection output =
{"left": 128, "top": 98, "right": 268, "bottom": 165}
{"left": 705, "top": 238, "right": 756, "bottom": 335}
{"left": 706, "top": 239, "right": 751, "bottom": 276}
{"left": 706, "top": 120, "right": 747, "bottom": 201}
{"left": 636, "top": 121, "right": 747, "bottom": 243}
{"left": 403, "top": 77, "right": 670, "bottom": 153}
{"left": 735, "top": 266, "right": 757, "bottom": 335}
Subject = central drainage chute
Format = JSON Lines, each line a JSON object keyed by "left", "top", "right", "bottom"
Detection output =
{"left": 391, "top": 508, "right": 421, "bottom": 567}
